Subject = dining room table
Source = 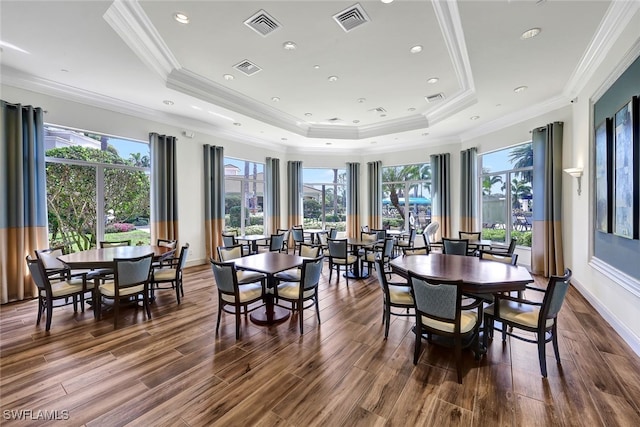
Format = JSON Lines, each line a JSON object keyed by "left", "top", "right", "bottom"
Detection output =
{"left": 57, "top": 245, "right": 174, "bottom": 269}
{"left": 232, "top": 252, "right": 307, "bottom": 325}
{"left": 345, "top": 237, "right": 378, "bottom": 279}
{"left": 389, "top": 253, "right": 533, "bottom": 293}
{"left": 236, "top": 234, "right": 269, "bottom": 254}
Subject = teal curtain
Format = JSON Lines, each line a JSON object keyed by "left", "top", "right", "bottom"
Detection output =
{"left": 430, "top": 153, "right": 451, "bottom": 240}
{"left": 460, "top": 148, "right": 477, "bottom": 232}
{"left": 532, "top": 122, "right": 565, "bottom": 276}
{"left": 265, "top": 157, "right": 280, "bottom": 235}
{"left": 347, "top": 162, "right": 361, "bottom": 238}
{"left": 367, "top": 161, "right": 382, "bottom": 229}
{"left": 204, "top": 145, "right": 225, "bottom": 261}
{"left": 149, "top": 133, "right": 178, "bottom": 244}
{"left": 1, "top": 101, "right": 48, "bottom": 303}
{"left": 287, "top": 161, "right": 302, "bottom": 228}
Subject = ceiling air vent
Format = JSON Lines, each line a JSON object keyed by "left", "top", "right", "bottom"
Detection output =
{"left": 333, "top": 3, "right": 370, "bottom": 32}
{"left": 234, "top": 60, "right": 262, "bottom": 76}
{"left": 244, "top": 10, "right": 281, "bottom": 37}
{"left": 369, "top": 107, "right": 387, "bottom": 114}
{"left": 327, "top": 117, "right": 343, "bottom": 124}
{"left": 425, "top": 93, "right": 445, "bottom": 103}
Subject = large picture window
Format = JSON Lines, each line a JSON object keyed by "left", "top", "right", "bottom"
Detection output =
{"left": 44, "top": 125, "right": 150, "bottom": 252}
{"left": 382, "top": 163, "right": 431, "bottom": 233}
{"left": 302, "top": 168, "right": 347, "bottom": 231}
{"left": 480, "top": 142, "right": 533, "bottom": 247}
{"left": 224, "top": 158, "right": 265, "bottom": 235}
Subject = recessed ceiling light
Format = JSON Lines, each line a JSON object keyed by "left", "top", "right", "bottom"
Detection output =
{"left": 233, "top": 122, "right": 241, "bottom": 126}
{"left": 514, "top": 86, "right": 528, "bottom": 93}
{"left": 271, "top": 97, "right": 280, "bottom": 102}
{"left": 313, "top": 65, "right": 320, "bottom": 69}
{"left": 328, "top": 76, "right": 339, "bottom": 82}
{"left": 174, "top": 12, "right": 189, "bottom": 24}
{"left": 304, "top": 112, "right": 313, "bottom": 117}
{"left": 353, "top": 120, "right": 360, "bottom": 124}
{"left": 223, "top": 74, "right": 234, "bottom": 81}
{"left": 521, "top": 28, "right": 541, "bottom": 39}
{"left": 410, "top": 45, "right": 423, "bottom": 54}
{"left": 283, "top": 41, "right": 297, "bottom": 50}
{"left": 408, "top": 107, "right": 416, "bottom": 112}
{"left": 326, "top": 142, "right": 332, "bottom": 145}
{"left": 380, "top": 114, "right": 387, "bottom": 117}
{"left": 427, "top": 77, "right": 439, "bottom": 84}
{"left": 422, "top": 132, "right": 429, "bottom": 136}
{"left": 381, "top": 0, "right": 394, "bottom": 4}
{"left": 470, "top": 115, "right": 480, "bottom": 120}
{"left": 163, "top": 100, "right": 174, "bottom": 105}
{"left": 357, "top": 98, "right": 366, "bottom": 103}
{"left": 60, "top": 69, "right": 69, "bottom": 73}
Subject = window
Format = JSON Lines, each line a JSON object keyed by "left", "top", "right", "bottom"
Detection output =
{"left": 302, "top": 168, "right": 346, "bottom": 231}
{"left": 44, "top": 125, "right": 150, "bottom": 252}
{"left": 480, "top": 142, "right": 533, "bottom": 247}
{"left": 224, "top": 158, "right": 265, "bottom": 235}
{"left": 382, "top": 163, "right": 431, "bottom": 232}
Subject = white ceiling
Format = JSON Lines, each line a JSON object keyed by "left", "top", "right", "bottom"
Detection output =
{"left": 0, "top": 0, "right": 632, "bottom": 154}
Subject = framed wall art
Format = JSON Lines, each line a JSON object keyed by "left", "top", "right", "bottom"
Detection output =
{"left": 613, "top": 96, "right": 638, "bottom": 239}
{"left": 595, "top": 117, "right": 613, "bottom": 233}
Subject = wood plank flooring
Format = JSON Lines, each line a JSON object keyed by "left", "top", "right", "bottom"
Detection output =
{"left": 1, "top": 263, "right": 640, "bottom": 426}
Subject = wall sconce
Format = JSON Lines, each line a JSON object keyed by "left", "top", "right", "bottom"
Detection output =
{"left": 564, "top": 167, "right": 583, "bottom": 195}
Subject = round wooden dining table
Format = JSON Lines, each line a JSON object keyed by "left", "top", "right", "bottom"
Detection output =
{"left": 57, "top": 245, "right": 173, "bottom": 269}
{"left": 389, "top": 253, "right": 533, "bottom": 294}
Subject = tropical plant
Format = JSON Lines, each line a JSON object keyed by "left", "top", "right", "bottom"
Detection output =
{"left": 382, "top": 164, "right": 427, "bottom": 220}
{"left": 510, "top": 178, "right": 532, "bottom": 209}
{"left": 482, "top": 173, "right": 503, "bottom": 196}
{"left": 508, "top": 143, "right": 533, "bottom": 182}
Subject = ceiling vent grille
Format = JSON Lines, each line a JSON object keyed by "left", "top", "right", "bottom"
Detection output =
{"left": 244, "top": 10, "right": 281, "bottom": 37}
{"left": 425, "top": 93, "right": 445, "bottom": 103}
{"left": 369, "top": 107, "right": 387, "bottom": 114}
{"left": 234, "top": 60, "right": 262, "bottom": 76}
{"left": 333, "top": 4, "right": 370, "bottom": 32}
{"left": 327, "top": 117, "right": 343, "bottom": 123}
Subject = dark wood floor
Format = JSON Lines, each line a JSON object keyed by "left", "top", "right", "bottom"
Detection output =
{"left": 1, "top": 262, "right": 640, "bottom": 426}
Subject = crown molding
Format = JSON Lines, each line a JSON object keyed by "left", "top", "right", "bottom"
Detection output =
{"left": 591, "top": 39, "right": 640, "bottom": 102}
{"left": 564, "top": 0, "right": 640, "bottom": 99}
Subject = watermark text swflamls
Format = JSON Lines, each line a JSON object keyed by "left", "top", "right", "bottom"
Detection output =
{"left": 3, "top": 409, "right": 70, "bottom": 421}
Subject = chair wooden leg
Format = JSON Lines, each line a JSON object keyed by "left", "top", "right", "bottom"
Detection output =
{"left": 455, "top": 340, "right": 463, "bottom": 384}
{"left": 216, "top": 299, "right": 222, "bottom": 333}
{"left": 538, "top": 337, "right": 548, "bottom": 378}
{"left": 37, "top": 297, "right": 44, "bottom": 325}
{"left": 315, "top": 296, "right": 321, "bottom": 324}
{"left": 413, "top": 326, "right": 421, "bottom": 364}
{"left": 298, "top": 300, "right": 304, "bottom": 334}
{"left": 384, "top": 306, "right": 391, "bottom": 339}
{"left": 45, "top": 297, "right": 53, "bottom": 331}
{"left": 235, "top": 309, "right": 241, "bottom": 339}
{"left": 113, "top": 298, "right": 119, "bottom": 329}
{"left": 175, "top": 280, "right": 181, "bottom": 304}
{"left": 552, "top": 324, "right": 561, "bottom": 364}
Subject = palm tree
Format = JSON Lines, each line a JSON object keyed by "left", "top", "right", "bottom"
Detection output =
{"left": 511, "top": 178, "right": 532, "bottom": 209}
{"left": 508, "top": 143, "right": 533, "bottom": 182}
{"left": 482, "top": 172, "right": 503, "bottom": 196}
{"left": 382, "top": 165, "right": 423, "bottom": 220}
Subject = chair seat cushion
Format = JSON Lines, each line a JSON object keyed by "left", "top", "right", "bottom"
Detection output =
{"left": 153, "top": 267, "right": 176, "bottom": 281}
{"left": 237, "top": 270, "right": 266, "bottom": 284}
{"left": 333, "top": 255, "right": 358, "bottom": 265}
{"left": 276, "top": 282, "right": 315, "bottom": 300}
{"left": 274, "top": 268, "right": 301, "bottom": 282}
{"left": 421, "top": 310, "right": 478, "bottom": 334}
{"left": 99, "top": 281, "right": 145, "bottom": 297}
{"left": 221, "top": 283, "right": 263, "bottom": 303}
{"left": 46, "top": 279, "right": 90, "bottom": 298}
{"left": 388, "top": 284, "right": 414, "bottom": 305}
{"left": 364, "top": 252, "right": 379, "bottom": 262}
{"left": 485, "top": 300, "right": 553, "bottom": 328}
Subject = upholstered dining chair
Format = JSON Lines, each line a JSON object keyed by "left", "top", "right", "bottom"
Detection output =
{"left": 99, "top": 240, "right": 131, "bottom": 248}
{"left": 483, "top": 269, "right": 573, "bottom": 378}
{"left": 327, "top": 238, "right": 358, "bottom": 286}
{"left": 442, "top": 238, "right": 469, "bottom": 256}
{"left": 374, "top": 259, "right": 413, "bottom": 339}
{"left": 459, "top": 231, "right": 481, "bottom": 255}
{"left": 291, "top": 228, "right": 306, "bottom": 254}
{"left": 217, "top": 245, "right": 267, "bottom": 286}
{"left": 267, "top": 233, "right": 286, "bottom": 253}
{"left": 490, "top": 237, "right": 518, "bottom": 256}
{"left": 95, "top": 252, "right": 154, "bottom": 329}
{"left": 363, "top": 237, "right": 395, "bottom": 278}
{"left": 222, "top": 231, "right": 250, "bottom": 255}
{"left": 150, "top": 243, "right": 189, "bottom": 304}
{"left": 402, "top": 246, "right": 429, "bottom": 256}
{"left": 274, "top": 256, "right": 324, "bottom": 334}
{"left": 277, "top": 228, "right": 291, "bottom": 253}
{"left": 395, "top": 228, "right": 416, "bottom": 256}
{"left": 210, "top": 259, "right": 266, "bottom": 339}
{"left": 274, "top": 244, "right": 321, "bottom": 283}
{"left": 35, "top": 246, "right": 99, "bottom": 281}
{"left": 26, "top": 255, "right": 91, "bottom": 331}
{"left": 409, "top": 271, "right": 482, "bottom": 384}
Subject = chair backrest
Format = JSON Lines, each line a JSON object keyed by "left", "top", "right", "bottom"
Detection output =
{"left": 459, "top": 231, "right": 481, "bottom": 242}
{"left": 403, "top": 247, "right": 429, "bottom": 256}
{"left": 407, "top": 228, "right": 417, "bottom": 243}
{"left": 100, "top": 240, "right": 131, "bottom": 248}
{"left": 114, "top": 253, "right": 153, "bottom": 288}
{"left": 424, "top": 221, "right": 440, "bottom": 244}
{"left": 26, "top": 255, "right": 51, "bottom": 292}
{"left": 540, "top": 269, "right": 572, "bottom": 322}
{"left": 299, "top": 244, "right": 321, "bottom": 258}
{"left": 157, "top": 239, "right": 178, "bottom": 250}
{"left": 217, "top": 245, "right": 243, "bottom": 261}
{"left": 420, "top": 233, "right": 431, "bottom": 251}
{"left": 35, "top": 247, "right": 66, "bottom": 270}
{"left": 379, "top": 237, "right": 395, "bottom": 259}
{"left": 360, "top": 231, "right": 378, "bottom": 243}
{"left": 301, "top": 256, "right": 324, "bottom": 291}
{"left": 328, "top": 228, "right": 338, "bottom": 239}
{"left": 442, "top": 238, "right": 469, "bottom": 256}
{"left": 409, "top": 272, "right": 463, "bottom": 325}
{"left": 361, "top": 225, "right": 370, "bottom": 233}
{"left": 269, "top": 233, "right": 285, "bottom": 252}
{"left": 209, "top": 259, "right": 239, "bottom": 296}
{"left": 505, "top": 237, "right": 517, "bottom": 255}
{"left": 291, "top": 228, "right": 305, "bottom": 243}
{"left": 479, "top": 250, "right": 518, "bottom": 265}
{"left": 177, "top": 243, "right": 190, "bottom": 270}
{"left": 374, "top": 258, "right": 390, "bottom": 296}
{"left": 221, "top": 233, "right": 237, "bottom": 247}
{"left": 277, "top": 228, "right": 290, "bottom": 243}
{"left": 327, "top": 238, "right": 348, "bottom": 259}
{"left": 316, "top": 231, "right": 329, "bottom": 247}
{"left": 372, "top": 229, "right": 387, "bottom": 240}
